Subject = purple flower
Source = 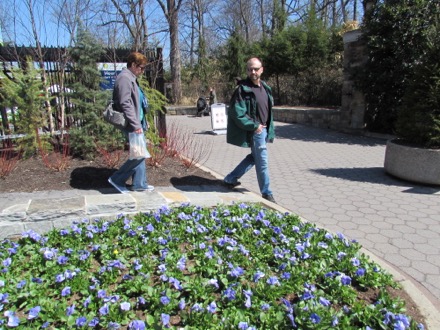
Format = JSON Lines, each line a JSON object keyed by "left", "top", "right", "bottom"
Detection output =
{"left": 243, "top": 289, "right": 252, "bottom": 308}
{"left": 394, "top": 314, "right": 410, "bottom": 328}
{"left": 28, "top": 306, "right": 41, "bottom": 320}
{"left": 253, "top": 271, "right": 265, "bottom": 283}
{"left": 99, "top": 304, "right": 109, "bottom": 315}
{"left": 107, "top": 259, "right": 124, "bottom": 269}
{"left": 356, "top": 268, "right": 366, "bottom": 276}
{"left": 208, "top": 278, "right": 219, "bottom": 289}
{"left": 319, "top": 297, "right": 331, "bottom": 306}
{"left": 207, "top": 301, "right": 217, "bottom": 313}
{"left": 310, "top": 313, "right": 321, "bottom": 324}
{"left": 191, "top": 303, "right": 204, "bottom": 312}
{"left": 61, "top": 286, "right": 71, "bottom": 297}
{"left": 5, "top": 310, "right": 20, "bottom": 327}
{"left": 129, "top": 320, "right": 146, "bottom": 330}
{"left": 108, "top": 322, "right": 120, "bottom": 330}
{"left": 169, "top": 277, "right": 182, "bottom": 290}
{"left": 205, "top": 246, "right": 215, "bottom": 259}
{"left": 178, "top": 299, "right": 186, "bottom": 310}
{"left": 261, "top": 303, "right": 270, "bottom": 311}
{"left": 160, "top": 296, "right": 170, "bottom": 305}
{"left": 158, "top": 264, "right": 167, "bottom": 273}
{"left": 55, "top": 273, "right": 65, "bottom": 283}
{"left": 281, "top": 272, "right": 291, "bottom": 280}
{"left": 337, "top": 252, "right": 347, "bottom": 260}
{"left": 83, "top": 296, "right": 91, "bottom": 308}
{"left": 230, "top": 265, "right": 244, "bottom": 278}
{"left": 177, "top": 256, "right": 186, "bottom": 270}
{"left": 0, "top": 293, "right": 9, "bottom": 303}
{"left": 238, "top": 322, "right": 249, "bottom": 329}
{"left": 302, "top": 291, "right": 315, "bottom": 301}
{"left": 223, "top": 287, "right": 236, "bottom": 301}
{"left": 66, "top": 304, "right": 75, "bottom": 316}
{"left": 57, "top": 255, "right": 69, "bottom": 265}
{"left": 286, "top": 313, "right": 297, "bottom": 327}
{"left": 341, "top": 274, "right": 352, "bottom": 285}
{"left": 75, "top": 316, "right": 87, "bottom": 327}
{"left": 161, "top": 313, "right": 171, "bottom": 328}
{"left": 88, "top": 318, "right": 99, "bottom": 327}
{"left": 318, "top": 242, "right": 328, "bottom": 249}
{"left": 351, "top": 257, "right": 360, "bottom": 266}
{"left": 137, "top": 296, "right": 146, "bottom": 306}
{"left": 133, "top": 259, "right": 142, "bottom": 271}
{"left": 332, "top": 316, "right": 339, "bottom": 326}
{"left": 97, "top": 289, "right": 106, "bottom": 298}
{"left": 104, "top": 295, "right": 120, "bottom": 303}
{"left": 267, "top": 276, "right": 280, "bottom": 286}
{"left": 43, "top": 249, "right": 56, "bottom": 260}
{"left": 16, "top": 280, "right": 26, "bottom": 289}
{"left": 120, "top": 302, "right": 131, "bottom": 311}
{"left": 282, "top": 298, "right": 293, "bottom": 313}
{"left": 3, "top": 257, "right": 12, "bottom": 267}
{"left": 60, "top": 229, "right": 70, "bottom": 235}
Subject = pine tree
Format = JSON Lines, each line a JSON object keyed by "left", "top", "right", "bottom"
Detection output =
{"left": 0, "top": 59, "right": 51, "bottom": 157}
{"left": 67, "top": 25, "right": 123, "bottom": 159}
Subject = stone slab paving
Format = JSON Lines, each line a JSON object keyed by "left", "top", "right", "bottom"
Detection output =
{"left": 168, "top": 115, "right": 440, "bottom": 312}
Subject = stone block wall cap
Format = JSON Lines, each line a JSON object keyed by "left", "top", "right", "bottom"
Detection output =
{"left": 343, "top": 29, "right": 362, "bottom": 43}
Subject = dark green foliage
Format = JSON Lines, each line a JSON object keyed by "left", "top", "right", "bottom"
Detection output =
{"left": 0, "top": 59, "right": 52, "bottom": 157}
{"left": 138, "top": 77, "right": 168, "bottom": 146}
{"left": 67, "top": 26, "right": 121, "bottom": 159}
{"left": 361, "top": 0, "right": 440, "bottom": 135}
{"left": 220, "top": 30, "right": 251, "bottom": 88}
{"left": 258, "top": 11, "right": 343, "bottom": 106}
{"left": 396, "top": 20, "right": 440, "bottom": 148}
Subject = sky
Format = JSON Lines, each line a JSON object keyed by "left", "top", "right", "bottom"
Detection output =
{"left": 0, "top": 0, "right": 169, "bottom": 52}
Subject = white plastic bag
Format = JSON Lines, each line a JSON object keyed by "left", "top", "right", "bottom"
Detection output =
{"left": 128, "top": 132, "right": 150, "bottom": 159}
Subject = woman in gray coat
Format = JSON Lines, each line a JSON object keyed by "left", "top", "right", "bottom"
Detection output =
{"left": 108, "top": 52, "right": 153, "bottom": 193}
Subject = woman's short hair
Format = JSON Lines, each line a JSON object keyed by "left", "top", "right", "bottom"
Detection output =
{"left": 127, "top": 52, "right": 147, "bottom": 68}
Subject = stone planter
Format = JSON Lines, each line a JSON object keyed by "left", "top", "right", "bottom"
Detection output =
{"left": 384, "top": 139, "right": 440, "bottom": 185}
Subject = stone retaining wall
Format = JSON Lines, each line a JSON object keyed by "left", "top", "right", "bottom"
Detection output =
{"left": 165, "top": 105, "right": 342, "bottom": 130}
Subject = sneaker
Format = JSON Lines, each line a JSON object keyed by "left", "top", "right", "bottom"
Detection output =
{"left": 108, "top": 178, "right": 130, "bottom": 194}
{"left": 223, "top": 180, "right": 241, "bottom": 189}
{"left": 262, "top": 194, "right": 276, "bottom": 203}
{"left": 130, "top": 185, "right": 155, "bottom": 192}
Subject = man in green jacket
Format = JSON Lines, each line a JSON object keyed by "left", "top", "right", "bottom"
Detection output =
{"left": 224, "top": 57, "right": 276, "bottom": 203}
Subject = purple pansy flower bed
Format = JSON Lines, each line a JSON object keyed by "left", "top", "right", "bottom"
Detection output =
{"left": 0, "top": 203, "right": 424, "bottom": 329}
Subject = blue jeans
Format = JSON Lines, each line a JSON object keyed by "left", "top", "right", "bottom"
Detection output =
{"left": 110, "top": 131, "right": 148, "bottom": 190}
{"left": 225, "top": 129, "right": 272, "bottom": 196}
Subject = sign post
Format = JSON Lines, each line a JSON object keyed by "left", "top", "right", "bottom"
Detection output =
{"left": 210, "top": 103, "right": 227, "bottom": 135}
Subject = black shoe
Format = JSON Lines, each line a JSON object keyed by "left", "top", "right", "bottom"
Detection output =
{"left": 223, "top": 180, "right": 241, "bottom": 189}
{"left": 262, "top": 194, "right": 276, "bottom": 203}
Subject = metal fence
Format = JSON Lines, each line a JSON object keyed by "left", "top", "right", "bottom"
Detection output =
{"left": 0, "top": 46, "right": 164, "bottom": 135}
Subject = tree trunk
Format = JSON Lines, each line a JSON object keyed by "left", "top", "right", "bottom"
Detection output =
{"left": 157, "top": 0, "right": 183, "bottom": 104}
{"left": 27, "top": 0, "right": 55, "bottom": 134}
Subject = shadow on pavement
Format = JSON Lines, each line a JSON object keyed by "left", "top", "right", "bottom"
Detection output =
{"left": 310, "top": 167, "right": 440, "bottom": 194}
{"left": 275, "top": 123, "right": 387, "bottom": 147}
{"left": 70, "top": 167, "right": 116, "bottom": 191}
{"left": 170, "top": 176, "right": 226, "bottom": 192}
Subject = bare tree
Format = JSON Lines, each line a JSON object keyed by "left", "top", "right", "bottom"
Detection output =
{"left": 24, "top": 0, "right": 56, "bottom": 134}
{"left": 156, "top": 0, "right": 183, "bottom": 104}
{"left": 106, "top": 0, "right": 149, "bottom": 52}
